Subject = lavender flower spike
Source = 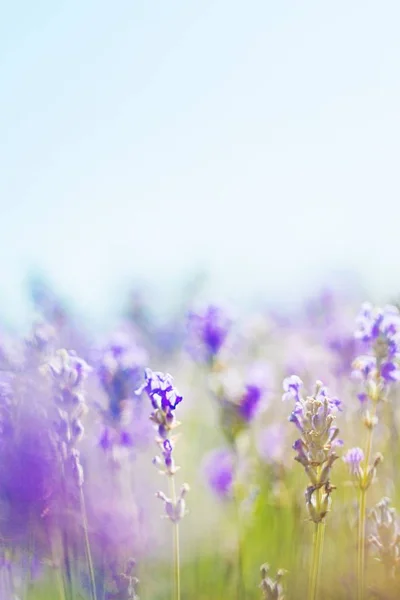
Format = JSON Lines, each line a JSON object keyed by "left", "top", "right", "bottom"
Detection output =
{"left": 187, "top": 304, "right": 231, "bottom": 364}
{"left": 285, "top": 378, "right": 340, "bottom": 523}
{"left": 43, "top": 349, "right": 91, "bottom": 486}
{"left": 136, "top": 368, "right": 183, "bottom": 476}
{"left": 137, "top": 367, "right": 189, "bottom": 528}
{"left": 353, "top": 303, "right": 400, "bottom": 390}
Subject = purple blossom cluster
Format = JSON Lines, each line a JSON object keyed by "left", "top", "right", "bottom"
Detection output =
{"left": 187, "top": 304, "right": 231, "bottom": 364}
{"left": 136, "top": 368, "right": 189, "bottom": 524}
{"left": 96, "top": 332, "right": 149, "bottom": 456}
{"left": 136, "top": 368, "right": 183, "bottom": 470}
{"left": 44, "top": 349, "right": 91, "bottom": 487}
{"left": 353, "top": 303, "right": 400, "bottom": 394}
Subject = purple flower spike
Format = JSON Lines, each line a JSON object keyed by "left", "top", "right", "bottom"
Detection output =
{"left": 139, "top": 368, "right": 184, "bottom": 476}
{"left": 97, "top": 331, "right": 148, "bottom": 408}
{"left": 353, "top": 302, "right": 400, "bottom": 397}
{"left": 352, "top": 355, "right": 377, "bottom": 381}
{"left": 136, "top": 368, "right": 183, "bottom": 413}
{"left": 282, "top": 375, "right": 303, "bottom": 403}
{"left": 187, "top": 304, "right": 231, "bottom": 363}
{"left": 286, "top": 378, "right": 340, "bottom": 523}
{"left": 343, "top": 447, "right": 364, "bottom": 476}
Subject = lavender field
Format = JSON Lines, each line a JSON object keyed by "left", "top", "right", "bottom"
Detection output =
{"left": 3, "top": 1, "right": 400, "bottom": 598}
{"left": 1, "top": 283, "right": 400, "bottom": 600}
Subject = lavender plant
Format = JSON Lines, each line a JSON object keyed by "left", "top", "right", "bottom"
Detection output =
{"left": 5, "top": 283, "right": 400, "bottom": 600}
{"left": 351, "top": 303, "right": 400, "bottom": 599}
{"left": 284, "top": 376, "right": 341, "bottom": 600}
{"left": 42, "top": 348, "right": 97, "bottom": 600}
{"left": 187, "top": 304, "right": 232, "bottom": 367}
{"left": 368, "top": 497, "right": 400, "bottom": 579}
{"left": 136, "top": 368, "right": 189, "bottom": 600}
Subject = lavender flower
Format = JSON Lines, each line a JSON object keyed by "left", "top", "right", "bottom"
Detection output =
{"left": 282, "top": 375, "right": 302, "bottom": 404}
{"left": 95, "top": 334, "right": 150, "bottom": 456}
{"left": 187, "top": 304, "right": 231, "bottom": 364}
{"left": 343, "top": 447, "right": 364, "bottom": 477}
{"left": 238, "top": 384, "right": 263, "bottom": 422}
{"left": 202, "top": 448, "right": 235, "bottom": 499}
{"left": 284, "top": 377, "right": 340, "bottom": 523}
{"left": 136, "top": 368, "right": 189, "bottom": 520}
{"left": 353, "top": 303, "right": 400, "bottom": 389}
{"left": 210, "top": 364, "right": 269, "bottom": 445}
{"left": 136, "top": 368, "right": 182, "bottom": 450}
{"left": 98, "top": 332, "right": 147, "bottom": 409}
{"left": 342, "top": 446, "right": 383, "bottom": 491}
{"left": 43, "top": 349, "right": 91, "bottom": 487}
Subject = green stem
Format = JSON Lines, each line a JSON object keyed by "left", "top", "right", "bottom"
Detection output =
{"left": 308, "top": 521, "right": 325, "bottom": 600}
{"left": 357, "top": 402, "right": 377, "bottom": 600}
{"left": 54, "top": 560, "right": 68, "bottom": 600}
{"left": 357, "top": 489, "right": 367, "bottom": 600}
{"left": 233, "top": 490, "right": 246, "bottom": 600}
{"left": 48, "top": 526, "right": 67, "bottom": 600}
{"left": 79, "top": 487, "right": 98, "bottom": 600}
{"left": 173, "top": 521, "right": 180, "bottom": 600}
{"left": 170, "top": 478, "right": 181, "bottom": 600}
{"left": 61, "top": 528, "right": 74, "bottom": 600}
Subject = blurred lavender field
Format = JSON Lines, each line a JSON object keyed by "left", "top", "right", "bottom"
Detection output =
{"left": 3, "top": 2, "right": 400, "bottom": 599}
{"left": 1, "top": 280, "right": 400, "bottom": 599}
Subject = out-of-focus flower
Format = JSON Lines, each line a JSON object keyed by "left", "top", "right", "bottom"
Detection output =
{"left": 95, "top": 332, "right": 149, "bottom": 456}
{"left": 256, "top": 424, "right": 286, "bottom": 464}
{"left": 369, "top": 497, "right": 400, "bottom": 576}
{"left": 187, "top": 304, "right": 231, "bottom": 364}
{"left": 202, "top": 448, "right": 235, "bottom": 499}
{"left": 107, "top": 558, "right": 140, "bottom": 600}
{"left": 353, "top": 303, "right": 400, "bottom": 386}
{"left": 238, "top": 384, "right": 263, "bottom": 422}
{"left": 26, "top": 320, "right": 56, "bottom": 356}
{"left": 237, "top": 362, "right": 271, "bottom": 423}
{"left": 43, "top": 349, "right": 91, "bottom": 488}
{"left": 98, "top": 332, "right": 148, "bottom": 408}
{"left": 211, "top": 363, "right": 270, "bottom": 441}
{"left": 343, "top": 447, "right": 364, "bottom": 477}
{"left": 259, "top": 564, "right": 286, "bottom": 600}
{"left": 282, "top": 375, "right": 303, "bottom": 403}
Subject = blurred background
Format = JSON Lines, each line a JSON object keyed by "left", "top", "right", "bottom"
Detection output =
{"left": 2, "top": 0, "right": 400, "bottom": 328}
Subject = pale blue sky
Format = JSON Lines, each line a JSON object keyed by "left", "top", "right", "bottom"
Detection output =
{"left": 1, "top": 1, "right": 400, "bottom": 327}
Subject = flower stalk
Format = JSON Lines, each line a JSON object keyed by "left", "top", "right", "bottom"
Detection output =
{"left": 137, "top": 369, "right": 189, "bottom": 600}
{"left": 284, "top": 376, "right": 341, "bottom": 600}
{"left": 349, "top": 303, "right": 400, "bottom": 598}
